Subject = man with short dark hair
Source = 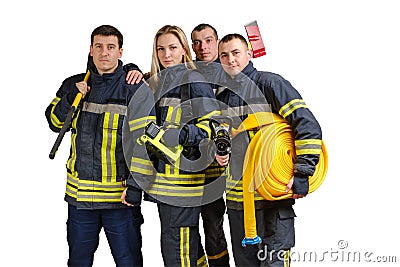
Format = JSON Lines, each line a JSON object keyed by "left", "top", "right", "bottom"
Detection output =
{"left": 191, "top": 23, "right": 230, "bottom": 267}
{"left": 45, "top": 25, "right": 154, "bottom": 266}
{"left": 216, "top": 33, "right": 323, "bottom": 267}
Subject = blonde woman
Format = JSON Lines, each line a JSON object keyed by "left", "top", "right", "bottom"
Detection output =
{"left": 123, "top": 25, "right": 222, "bottom": 267}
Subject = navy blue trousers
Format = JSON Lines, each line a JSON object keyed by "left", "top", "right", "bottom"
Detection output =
{"left": 157, "top": 203, "right": 206, "bottom": 267}
{"left": 67, "top": 204, "right": 143, "bottom": 267}
{"left": 228, "top": 206, "right": 295, "bottom": 267}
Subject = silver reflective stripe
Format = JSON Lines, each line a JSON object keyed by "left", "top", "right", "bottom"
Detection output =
{"left": 221, "top": 103, "right": 271, "bottom": 117}
{"left": 149, "top": 185, "right": 204, "bottom": 196}
{"left": 296, "top": 143, "right": 322, "bottom": 150}
{"left": 67, "top": 174, "right": 123, "bottom": 189}
{"left": 77, "top": 194, "right": 123, "bottom": 200}
{"left": 279, "top": 99, "right": 307, "bottom": 118}
{"left": 82, "top": 102, "right": 127, "bottom": 115}
{"left": 158, "top": 97, "right": 181, "bottom": 107}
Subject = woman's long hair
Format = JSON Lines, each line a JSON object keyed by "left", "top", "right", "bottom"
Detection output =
{"left": 149, "top": 25, "right": 196, "bottom": 88}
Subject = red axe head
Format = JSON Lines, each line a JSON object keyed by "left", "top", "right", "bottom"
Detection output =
{"left": 244, "top": 20, "right": 266, "bottom": 58}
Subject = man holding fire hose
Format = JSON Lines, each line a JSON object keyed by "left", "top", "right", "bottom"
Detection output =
{"left": 215, "top": 33, "right": 323, "bottom": 267}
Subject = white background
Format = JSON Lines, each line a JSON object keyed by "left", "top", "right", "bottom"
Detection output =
{"left": 1, "top": 0, "right": 399, "bottom": 266}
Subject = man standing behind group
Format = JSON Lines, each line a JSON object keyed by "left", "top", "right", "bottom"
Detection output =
{"left": 191, "top": 23, "right": 230, "bottom": 267}
{"left": 45, "top": 25, "right": 153, "bottom": 267}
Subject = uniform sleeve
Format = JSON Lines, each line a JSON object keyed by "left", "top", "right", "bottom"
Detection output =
{"left": 125, "top": 81, "right": 157, "bottom": 193}
{"left": 264, "top": 74, "right": 322, "bottom": 178}
{"left": 123, "top": 62, "right": 142, "bottom": 74}
{"left": 45, "top": 74, "right": 84, "bottom": 132}
{"left": 183, "top": 71, "right": 221, "bottom": 146}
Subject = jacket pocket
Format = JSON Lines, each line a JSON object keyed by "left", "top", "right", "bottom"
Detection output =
{"left": 97, "top": 112, "right": 124, "bottom": 179}
{"left": 264, "top": 206, "right": 296, "bottom": 251}
{"left": 160, "top": 205, "right": 201, "bottom": 228}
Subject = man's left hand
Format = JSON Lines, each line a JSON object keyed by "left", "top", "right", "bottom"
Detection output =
{"left": 286, "top": 177, "right": 307, "bottom": 199}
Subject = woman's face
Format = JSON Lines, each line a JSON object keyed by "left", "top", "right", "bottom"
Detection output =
{"left": 156, "top": 33, "right": 186, "bottom": 68}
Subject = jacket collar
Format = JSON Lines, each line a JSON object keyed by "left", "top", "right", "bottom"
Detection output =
{"left": 89, "top": 60, "right": 124, "bottom": 82}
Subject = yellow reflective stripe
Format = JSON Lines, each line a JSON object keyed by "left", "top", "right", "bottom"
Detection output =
{"left": 156, "top": 177, "right": 204, "bottom": 184}
{"left": 148, "top": 177, "right": 204, "bottom": 196}
{"left": 110, "top": 113, "right": 118, "bottom": 181}
{"left": 101, "top": 113, "right": 110, "bottom": 180}
{"left": 205, "top": 165, "right": 226, "bottom": 179}
{"left": 164, "top": 105, "right": 181, "bottom": 125}
{"left": 226, "top": 178, "right": 264, "bottom": 202}
{"left": 66, "top": 183, "right": 77, "bottom": 199}
{"left": 296, "top": 148, "right": 321, "bottom": 155}
{"left": 101, "top": 113, "right": 110, "bottom": 181}
{"left": 164, "top": 104, "right": 181, "bottom": 124}
{"left": 175, "top": 108, "right": 182, "bottom": 125}
{"left": 67, "top": 172, "right": 79, "bottom": 185}
{"left": 165, "top": 106, "right": 174, "bottom": 123}
{"left": 148, "top": 190, "right": 203, "bottom": 197}
{"left": 130, "top": 157, "right": 154, "bottom": 175}
{"left": 67, "top": 173, "right": 125, "bottom": 188}
{"left": 203, "top": 110, "right": 221, "bottom": 119}
{"left": 195, "top": 120, "right": 211, "bottom": 137}
{"left": 284, "top": 249, "right": 290, "bottom": 267}
{"left": 197, "top": 254, "right": 208, "bottom": 267}
{"left": 180, "top": 227, "right": 190, "bottom": 267}
{"left": 132, "top": 157, "right": 153, "bottom": 167}
{"left": 279, "top": 99, "right": 307, "bottom": 118}
{"left": 248, "top": 130, "right": 256, "bottom": 140}
{"left": 74, "top": 185, "right": 124, "bottom": 191}
{"left": 295, "top": 139, "right": 322, "bottom": 155}
{"left": 50, "top": 97, "right": 63, "bottom": 128}
{"left": 207, "top": 249, "right": 228, "bottom": 260}
{"left": 164, "top": 163, "right": 175, "bottom": 176}
{"left": 50, "top": 114, "right": 63, "bottom": 128}
{"left": 101, "top": 113, "right": 119, "bottom": 182}
{"left": 173, "top": 160, "right": 180, "bottom": 175}
{"left": 77, "top": 196, "right": 123, "bottom": 202}
{"left": 226, "top": 194, "right": 264, "bottom": 202}
{"left": 226, "top": 190, "right": 264, "bottom": 201}
{"left": 67, "top": 110, "right": 80, "bottom": 173}
{"left": 149, "top": 184, "right": 203, "bottom": 191}
{"left": 66, "top": 173, "right": 125, "bottom": 202}
{"left": 50, "top": 97, "right": 60, "bottom": 106}
{"left": 78, "top": 191, "right": 123, "bottom": 197}
{"left": 158, "top": 172, "right": 205, "bottom": 179}
{"left": 295, "top": 139, "right": 321, "bottom": 146}
{"left": 129, "top": 116, "right": 156, "bottom": 132}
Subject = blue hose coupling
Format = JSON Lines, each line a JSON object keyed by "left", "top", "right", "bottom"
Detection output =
{"left": 241, "top": 236, "right": 262, "bottom": 247}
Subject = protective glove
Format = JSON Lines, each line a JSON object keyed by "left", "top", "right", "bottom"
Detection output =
{"left": 124, "top": 186, "right": 142, "bottom": 206}
{"left": 66, "top": 86, "right": 80, "bottom": 104}
{"left": 123, "top": 63, "right": 142, "bottom": 73}
{"left": 292, "top": 173, "right": 309, "bottom": 195}
{"left": 162, "top": 126, "right": 188, "bottom": 147}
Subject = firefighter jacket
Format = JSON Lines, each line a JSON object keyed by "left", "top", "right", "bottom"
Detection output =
{"left": 194, "top": 58, "right": 226, "bottom": 91}
{"left": 194, "top": 59, "right": 229, "bottom": 187}
{"left": 145, "top": 64, "right": 221, "bottom": 206}
{"left": 45, "top": 61, "right": 156, "bottom": 209}
{"left": 216, "top": 62, "right": 322, "bottom": 210}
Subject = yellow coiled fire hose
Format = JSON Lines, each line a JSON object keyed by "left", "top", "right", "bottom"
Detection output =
{"left": 230, "top": 112, "right": 328, "bottom": 246}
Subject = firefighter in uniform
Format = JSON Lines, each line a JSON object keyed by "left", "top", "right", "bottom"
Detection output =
{"left": 123, "top": 25, "right": 220, "bottom": 267}
{"left": 191, "top": 23, "right": 230, "bottom": 266}
{"left": 215, "top": 34, "right": 323, "bottom": 267}
{"left": 45, "top": 25, "right": 155, "bottom": 267}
